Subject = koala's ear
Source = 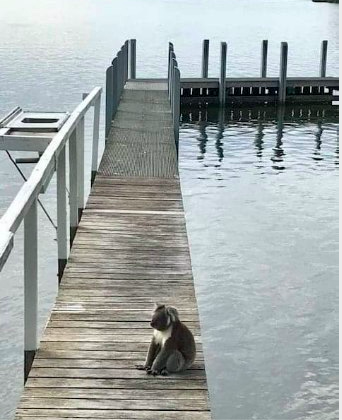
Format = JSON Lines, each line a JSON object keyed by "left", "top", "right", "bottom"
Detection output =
{"left": 154, "top": 302, "right": 165, "bottom": 310}
{"left": 167, "top": 306, "right": 179, "bottom": 322}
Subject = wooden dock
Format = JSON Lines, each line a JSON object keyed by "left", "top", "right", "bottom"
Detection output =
{"left": 15, "top": 80, "right": 211, "bottom": 419}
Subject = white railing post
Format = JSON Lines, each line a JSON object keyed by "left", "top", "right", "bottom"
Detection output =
{"left": 130, "top": 39, "right": 136, "bottom": 79}
{"left": 91, "top": 96, "right": 101, "bottom": 186}
{"left": 24, "top": 198, "right": 38, "bottom": 382}
{"left": 57, "top": 146, "right": 68, "bottom": 283}
{"left": 219, "top": 42, "right": 227, "bottom": 106}
{"left": 76, "top": 117, "right": 85, "bottom": 220}
{"left": 69, "top": 129, "right": 78, "bottom": 246}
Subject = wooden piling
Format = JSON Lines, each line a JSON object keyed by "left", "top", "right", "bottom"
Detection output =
{"left": 129, "top": 39, "right": 136, "bottom": 79}
{"left": 320, "top": 40, "right": 328, "bottom": 77}
{"left": 202, "top": 39, "right": 209, "bottom": 78}
{"left": 261, "top": 40, "right": 268, "bottom": 78}
{"left": 219, "top": 42, "right": 227, "bottom": 105}
{"left": 279, "top": 42, "right": 288, "bottom": 104}
{"left": 111, "top": 58, "right": 118, "bottom": 116}
{"left": 105, "top": 65, "right": 114, "bottom": 137}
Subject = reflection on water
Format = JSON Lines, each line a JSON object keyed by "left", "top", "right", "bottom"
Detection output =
{"left": 179, "top": 104, "right": 339, "bottom": 419}
{"left": 181, "top": 104, "right": 339, "bottom": 173}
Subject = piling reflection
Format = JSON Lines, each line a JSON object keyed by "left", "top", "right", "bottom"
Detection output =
{"left": 271, "top": 105, "right": 286, "bottom": 171}
{"left": 180, "top": 104, "right": 339, "bottom": 172}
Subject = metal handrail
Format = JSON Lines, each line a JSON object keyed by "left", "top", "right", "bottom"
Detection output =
{"left": 0, "top": 86, "right": 102, "bottom": 380}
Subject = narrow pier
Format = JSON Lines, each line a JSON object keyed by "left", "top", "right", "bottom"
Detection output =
{"left": 15, "top": 80, "right": 211, "bottom": 419}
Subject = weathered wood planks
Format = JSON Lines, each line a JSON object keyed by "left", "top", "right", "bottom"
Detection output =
{"left": 15, "top": 81, "right": 211, "bottom": 419}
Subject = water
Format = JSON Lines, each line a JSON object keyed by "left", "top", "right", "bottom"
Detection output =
{"left": 0, "top": 0, "right": 339, "bottom": 419}
{"left": 180, "top": 105, "right": 339, "bottom": 419}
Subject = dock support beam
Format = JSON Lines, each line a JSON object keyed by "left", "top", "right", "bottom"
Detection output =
{"left": 278, "top": 42, "right": 288, "bottom": 104}
{"left": 320, "top": 40, "right": 328, "bottom": 77}
{"left": 261, "top": 40, "right": 268, "bottom": 78}
{"left": 130, "top": 39, "right": 136, "bottom": 79}
{"left": 24, "top": 198, "right": 38, "bottom": 382}
{"left": 57, "top": 147, "right": 67, "bottom": 283}
{"left": 219, "top": 42, "right": 227, "bottom": 106}
{"left": 202, "top": 39, "right": 209, "bottom": 78}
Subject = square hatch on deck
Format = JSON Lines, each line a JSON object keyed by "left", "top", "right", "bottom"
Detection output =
{"left": 6, "top": 111, "right": 69, "bottom": 132}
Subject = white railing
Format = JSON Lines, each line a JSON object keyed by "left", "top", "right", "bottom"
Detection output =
{"left": 168, "top": 42, "right": 181, "bottom": 155}
{"left": 0, "top": 86, "right": 102, "bottom": 380}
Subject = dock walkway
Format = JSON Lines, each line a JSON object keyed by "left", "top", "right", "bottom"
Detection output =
{"left": 15, "top": 81, "right": 211, "bottom": 419}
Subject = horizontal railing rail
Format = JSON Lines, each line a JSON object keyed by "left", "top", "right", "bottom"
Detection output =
{"left": 0, "top": 86, "right": 102, "bottom": 381}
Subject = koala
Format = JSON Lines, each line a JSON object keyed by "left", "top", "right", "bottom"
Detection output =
{"left": 136, "top": 303, "right": 196, "bottom": 376}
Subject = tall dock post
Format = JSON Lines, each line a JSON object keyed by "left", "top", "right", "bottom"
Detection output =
{"left": 261, "top": 40, "right": 268, "bottom": 77}
{"left": 278, "top": 42, "right": 288, "bottom": 104}
{"left": 111, "top": 58, "right": 118, "bottom": 118}
{"left": 124, "top": 41, "right": 129, "bottom": 82}
{"left": 105, "top": 65, "right": 114, "bottom": 138}
{"left": 173, "top": 66, "right": 181, "bottom": 154}
{"left": 219, "top": 42, "right": 227, "bottom": 106}
{"left": 130, "top": 39, "right": 136, "bottom": 79}
{"left": 24, "top": 198, "right": 38, "bottom": 382}
{"left": 320, "top": 40, "right": 328, "bottom": 77}
{"left": 202, "top": 39, "right": 209, "bottom": 78}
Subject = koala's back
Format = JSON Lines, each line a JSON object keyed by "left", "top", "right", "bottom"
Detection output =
{"left": 172, "top": 321, "right": 196, "bottom": 366}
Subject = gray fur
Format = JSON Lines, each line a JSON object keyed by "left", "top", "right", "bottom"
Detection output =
{"left": 136, "top": 303, "right": 196, "bottom": 376}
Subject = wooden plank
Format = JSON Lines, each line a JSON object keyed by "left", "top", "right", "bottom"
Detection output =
{"left": 19, "top": 397, "right": 209, "bottom": 411}
{"left": 47, "top": 320, "right": 199, "bottom": 329}
{"left": 16, "top": 409, "right": 211, "bottom": 420}
{"left": 33, "top": 359, "right": 204, "bottom": 370}
{"left": 23, "top": 387, "right": 207, "bottom": 400}
{"left": 29, "top": 368, "right": 205, "bottom": 380}
{"left": 39, "top": 341, "right": 203, "bottom": 352}
{"left": 35, "top": 349, "right": 204, "bottom": 361}
{"left": 25, "top": 377, "right": 209, "bottom": 390}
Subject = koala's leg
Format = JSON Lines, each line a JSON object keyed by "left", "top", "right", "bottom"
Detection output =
{"left": 136, "top": 338, "right": 159, "bottom": 371}
{"left": 166, "top": 350, "right": 186, "bottom": 373}
{"left": 150, "top": 342, "right": 174, "bottom": 375}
